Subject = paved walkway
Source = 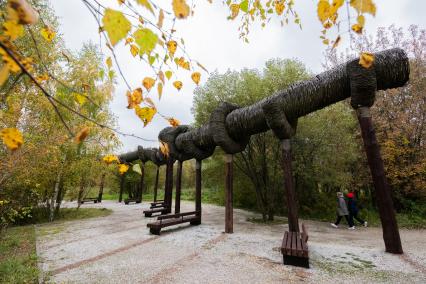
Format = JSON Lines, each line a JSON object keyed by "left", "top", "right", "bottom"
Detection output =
{"left": 36, "top": 201, "right": 426, "bottom": 283}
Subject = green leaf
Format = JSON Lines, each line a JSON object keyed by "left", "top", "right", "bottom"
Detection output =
{"left": 148, "top": 55, "right": 156, "bottom": 65}
{"left": 102, "top": 9, "right": 131, "bottom": 46}
{"left": 132, "top": 164, "right": 142, "bottom": 175}
{"left": 108, "top": 70, "right": 115, "bottom": 80}
{"left": 133, "top": 28, "right": 158, "bottom": 55}
{"left": 240, "top": 0, "right": 249, "bottom": 12}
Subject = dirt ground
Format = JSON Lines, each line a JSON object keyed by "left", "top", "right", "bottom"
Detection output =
{"left": 36, "top": 200, "right": 426, "bottom": 283}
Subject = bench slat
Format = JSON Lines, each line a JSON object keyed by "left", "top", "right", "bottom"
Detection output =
{"left": 291, "top": 232, "right": 297, "bottom": 256}
{"left": 281, "top": 231, "right": 289, "bottom": 254}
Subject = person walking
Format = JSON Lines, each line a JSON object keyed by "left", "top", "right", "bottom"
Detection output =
{"left": 331, "top": 192, "right": 354, "bottom": 229}
{"left": 347, "top": 192, "right": 368, "bottom": 227}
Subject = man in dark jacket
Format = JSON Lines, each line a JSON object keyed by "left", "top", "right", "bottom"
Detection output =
{"left": 347, "top": 192, "right": 368, "bottom": 227}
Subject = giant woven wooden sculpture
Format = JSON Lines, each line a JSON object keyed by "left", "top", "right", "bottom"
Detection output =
{"left": 120, "top": 48, "right": 409, "bottom": 255}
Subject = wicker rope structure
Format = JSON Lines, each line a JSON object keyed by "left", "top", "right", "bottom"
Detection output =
{"left": 119, "top": 48, "right": 408, "bottom": 163}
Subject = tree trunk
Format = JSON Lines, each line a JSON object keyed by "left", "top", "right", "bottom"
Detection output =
{"left": 49, "top": 155, "right": 66, "bottom": 221}
{"left": 77, "top": 178, "right": 85, "bottom": 209}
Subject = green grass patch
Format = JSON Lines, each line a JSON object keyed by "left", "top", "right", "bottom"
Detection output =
{"left": 0, "top": 226, "right": 38, "bottom": 284}
{"left": 52, "top": 208, "right": 112, "bottom": 222}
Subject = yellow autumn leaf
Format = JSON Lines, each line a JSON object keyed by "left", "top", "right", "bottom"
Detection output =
{"left": 136, "top": 0, "right": 154, "bottom": 14}
{"left": 126, "top": 88, "right": 143, "bottom": 109}
{"left": 125, "top": 37, "right": 133, "bottom": 45}
{"left": 330, "top": 0, "right": 344, "bottom": 15}
{"left": 118, "top": 163, "right": 129, "bottom": 175}
{"left": 167, "top": 117, "right": 180, "bottom": 127}
{"left": 176, "top": 57, "right": 190, "bottom": 70}
{"left": 75, "top": 127, "right": 90, "bottom": 143}
{"left": 172, "top": 0, "right": 190, "bottom": 19}
{"left": 191, "top": 72, "right": 201, "bottom": 85}
{"left": 35, "top": 73, "right": 49, "bottom": 83}
{"left": 40, "top": 26, "right": 55, "bottom": 42}
{"left": 74, "top": 93, "right": 87, "bottom": 105}
{"left": 102, "top": 9, "right": 131, "bottom": 46}
{"left": 158, "top": 71, "right": 165, "bottom": 84}
{"left": 352, "top": 15, "right": 365, "bottom": 33}
{"left": 275, "top": 1, "right": 285, "bottom": 16}
{"left": 350, "top": 0, "right": 376, "bottom": 16}
{"left": 134, "top": 105, "right": 157, "bottom": 127}
{"left": 0, "top": 66, "right": 10, "bottom": 86}
{"left": 157, "top": 82, "right": 163, "bottom": 100}
{"left": 159, "top": 140, "right": 169, "bottom": 157}
{"left": 0, "top": 47, "right": 20, "bottom": 72}
{"left": 3, "top": 20, "right": 24, "bottom": 41}
{"left": 7, "top": 0, "right": 39, "bottom": 25}
{"left": 142, "top": 77, "right": 155, "bottom": 91}
{"left": 352, "top": 24, "right": 362, "bottom": 34}
{"left": 317, "top": 0, "right": 330, "bottom": 23}
{"left": 144, "top": 97, "right": 156, "bottom": 108}
{"left": 157, "top": 9, "right": 164, "bottom": 28}
{"left": 167, "top": 40, "right": 177, "bottom": 57}
{"left": 173, "top": 81, "right": 183, "bottom": 91}
{"left": 106, "top": 57, "right": 112, "bottom": 69}
{"left": 0, "top": 127, "right": 23, "bottom": 151}
{"left": 103, "top": 154, "right": 119, "bottom": 164}
{"left": 230, "top": 4, "right": 240, "bottom": 19}
{"left": 165, "top": 70, "right": 173, "bottom": 80}
{"left": 130, "top": 44, "right": 139, "bottom": 57}
{"left": 359, "top": 52, "right": 374, "bottom": 68}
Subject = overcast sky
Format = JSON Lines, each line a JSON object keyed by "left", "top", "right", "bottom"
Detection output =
{"left": 50, "top": 0, "right": 425, "bottom": 153}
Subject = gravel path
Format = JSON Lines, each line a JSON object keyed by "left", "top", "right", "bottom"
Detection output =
{"left": 36, "top": 200, "right": 426, "bottom": 283}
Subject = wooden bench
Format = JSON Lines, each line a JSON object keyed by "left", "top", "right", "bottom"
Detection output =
{"left": 150, "top": 200, "right": 164, "bottom": 206}
{"left": 143, "top": 207, "right": 169, "bottom": 217}
{"left": 147, "top": 211, "right": 201, "bottom": 235}
{"left": 81, "top": 198, "right": 98, "bottom": 204}
{"left": 281, "top": 223, "right": 309, "bottom": 268}
{"left": 150, "top": 202, "right": 166, "bottom": 209}
{"left": 124, "top": 198, "right": 141, "bottom": 205}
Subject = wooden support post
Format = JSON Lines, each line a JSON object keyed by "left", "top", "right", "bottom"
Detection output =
{"left": 118, "top": 174, "right": 125, "bottom": 203}
{"left": 175, "top": 161, "right": 183, "bottom": 214}
{"left": 195, "top": 160, "right": 202, "bottom": 220}
{"left": 165, "top": 158, "right": 174, "bottom": 213}
{"left": 97, "top": 173, "right": 105, "bottom": 203}
{"left": 225, "top": 154, "right": 233, "bottom": 233}
{"left": 356, "top": 107, "right": 403, "bottom": 254}
{"left": 154, "top": 166, "right": 159, "bottom": 202}
{"left": 282, "top": 139, "right": 299, "bottom": 232}
{"left": 138, "top": 162, "right": 145, "bottom": 203}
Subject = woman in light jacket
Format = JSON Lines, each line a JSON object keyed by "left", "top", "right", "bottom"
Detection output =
{"left": 331, "top": 192, "right": 354, "bottom": 229}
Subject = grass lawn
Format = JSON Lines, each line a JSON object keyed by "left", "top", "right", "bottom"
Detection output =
{"left": 0, "top": 207, "right": 112, "bottom": 283}
{"left": 0, "top": 226, "right": 38, "bottom": 283}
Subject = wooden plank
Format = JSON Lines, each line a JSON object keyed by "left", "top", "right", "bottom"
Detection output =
{"left": 296, "top": 233, "right": 302, "bottom": 257}
{"left": 286, "top": 232, "right": 292, "bottom": 254}
{"left": 281, "top": 231, "right": 288, "bottom": 254}
{"left": 291, "top": 232, "right": 297, "bottom": 256}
